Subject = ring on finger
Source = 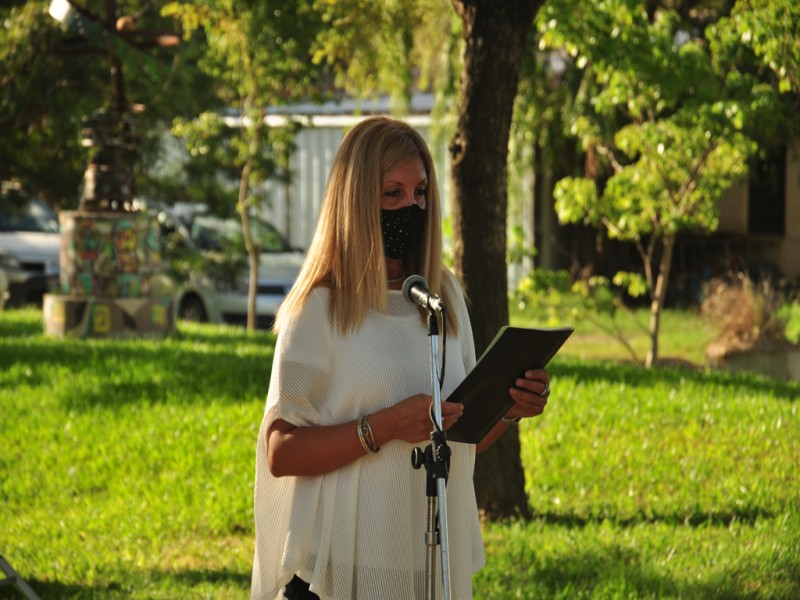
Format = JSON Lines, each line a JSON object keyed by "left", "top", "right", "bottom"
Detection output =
{"left": 536, "top": 383, "right": 550, "bottom": 398}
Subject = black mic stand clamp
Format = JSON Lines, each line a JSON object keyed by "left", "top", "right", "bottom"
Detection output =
{"left": 412, "top": 433, "right": 450, "bottom": 600}
{"left": 411, "top": 310, "right": 453, "bottom": 600}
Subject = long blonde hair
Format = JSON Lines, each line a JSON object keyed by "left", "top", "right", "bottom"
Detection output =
{"left": 274, "top": 116, "right": 461, "bottom": 335}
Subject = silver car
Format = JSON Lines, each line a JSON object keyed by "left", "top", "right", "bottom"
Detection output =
{"left": 0, "top": 196, "right": 61, "bottom": 306}
{"left": 160, "top": 211, "right": 304, "bottom": 327}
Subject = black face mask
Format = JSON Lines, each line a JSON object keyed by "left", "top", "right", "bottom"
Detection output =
{"left": 380, "top": 204, "right": 425, "bottom": 259}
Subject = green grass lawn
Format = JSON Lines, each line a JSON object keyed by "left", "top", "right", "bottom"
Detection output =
{"left": 1, "top": 307, "right": 798, "bottom": 599}
{"left": 512, "top": 304, "right": 719, "bottom": 366}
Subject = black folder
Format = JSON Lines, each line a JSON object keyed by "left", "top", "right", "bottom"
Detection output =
{"left": 446, "top": 326, "right": 573, "bottom": 443}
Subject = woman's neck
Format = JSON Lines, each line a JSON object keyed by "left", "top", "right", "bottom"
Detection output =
{"left": 386, "top": 258, "right": 405, "bottom": 290}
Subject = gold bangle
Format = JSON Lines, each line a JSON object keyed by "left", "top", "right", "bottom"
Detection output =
{"left": 359, "top": 415, "right": 380, "bottom": 453}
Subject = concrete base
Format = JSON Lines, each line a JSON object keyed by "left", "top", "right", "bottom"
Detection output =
{"left": 708, "top": 338, "right": 800, "bottom": 382}
{"left": 43, "top": 294, "right": 174, "bottom": 339}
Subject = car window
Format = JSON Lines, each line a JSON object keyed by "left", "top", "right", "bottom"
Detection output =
{"left": 189, "top": 216, "right": 290, "bottom": 253}
{"left": 0, "top": 200, "right": 59, "bottom": 233}
{"left": 191, "top": 217, "right": 226, "bottom": 251}
{"left": 257, "top": 221, "right": 291, "bottom": 252}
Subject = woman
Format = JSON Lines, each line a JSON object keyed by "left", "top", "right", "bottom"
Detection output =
{"left": 251, "top": 116, "right": 550, "bottom": 600}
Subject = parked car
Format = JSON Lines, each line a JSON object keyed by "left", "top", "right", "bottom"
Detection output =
{"left": 0, "top": 190, "right": 61, "bottom": 306}
{"left": 158, "top": 209, "right": 304, "bottom": 328}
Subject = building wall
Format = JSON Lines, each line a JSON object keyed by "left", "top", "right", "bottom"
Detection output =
{"left": 710, "top": 139, "right": 799, "bottom": 281}
{"left": 716, "top": 182, "right": 748, "bottom": 233}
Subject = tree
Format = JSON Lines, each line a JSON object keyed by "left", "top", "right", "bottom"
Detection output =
{"left": 536, "top": 0, "right": 793, "bottom": 367}
{"left": 0, "top": 0, "right": 204, "bottom": 208}
{"left": 163, "top": 0, "right": 325, "bottom": 331}
{"left": 449, "top": 0, "right": 545, "bottom": 519}
{"left": 1, "top": 2, "right": 85, "bottom": 205}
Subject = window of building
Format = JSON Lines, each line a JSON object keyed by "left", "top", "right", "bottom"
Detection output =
{"left": 748, "top": 145, "right": 786, "bottom": 236}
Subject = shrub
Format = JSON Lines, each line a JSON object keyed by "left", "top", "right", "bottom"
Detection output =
{"left": 781, "top": 301, "right": 800, "bottom": 344}
{"left": 701, "top": 272, "right": 797, "bottom": 353}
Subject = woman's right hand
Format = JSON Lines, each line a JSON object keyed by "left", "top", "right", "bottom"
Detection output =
{"left": 267, "top": 395, "right": 464, "bottom": 478}
{"left": 372, "top": 394, "right": 464, "bottom": 446}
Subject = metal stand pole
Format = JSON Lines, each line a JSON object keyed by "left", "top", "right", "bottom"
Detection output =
{"left": 411, "top": 311, "right": 452, "bottom": 600}
{"left": 0, "top": 554, "right": 42, "bottom": 600}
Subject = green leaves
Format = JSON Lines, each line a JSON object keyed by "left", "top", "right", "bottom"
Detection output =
{"left": 612, "top": 271, "right": 647, "bottom": 298}
{"left": 554, "top": 177, "right": 598, "bottom": 225}
{"left": 710, "top": 0, "right": 800, "bottom": 95}
{"left": 532, "top": 0, "right": 795, "bottom": 365}
{"left": 309, "top": 0, "right": 457, "bottom": 109}
{"left": 172, "top": 112, "right": 227, "bottom": 160}
{"left": 161, "top": 0, "right": 326, "bottom": 217}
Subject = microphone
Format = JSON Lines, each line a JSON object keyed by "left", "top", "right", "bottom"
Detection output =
{"left": 402, "top": 275, "right": 446, "bottom": 313}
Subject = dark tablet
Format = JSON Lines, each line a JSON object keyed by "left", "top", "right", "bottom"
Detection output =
{"left": 446, "top": 326, "right": 573, "bottom": 443}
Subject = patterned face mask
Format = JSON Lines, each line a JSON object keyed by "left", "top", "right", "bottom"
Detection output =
{"left": 380, "top": 204, "right": 426, "bottom": 259}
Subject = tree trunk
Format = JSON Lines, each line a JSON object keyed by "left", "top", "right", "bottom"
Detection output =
{"left": 450, "top": 0, "right": 543, "bottom": 520}
{"left": 646, "top": 234, "right": 675, "bottom": 367}
{"left": 238, "top": 158, "right": 259, "bottom": 332}
{"left": 239, "top": 112, "right": 265, "bottom": 333}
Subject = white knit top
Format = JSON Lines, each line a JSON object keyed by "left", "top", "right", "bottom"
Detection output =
{"left": 251, "top": 283, "right": 484, "bottom": 600}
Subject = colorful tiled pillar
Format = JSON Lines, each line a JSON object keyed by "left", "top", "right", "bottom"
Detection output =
{"left": 43, "top": 210, "right": 175, "bottom": 339}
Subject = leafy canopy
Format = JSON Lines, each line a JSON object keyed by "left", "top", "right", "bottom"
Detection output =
{"left": 539, "top": 0, "right": 763, "bottom": 243}
{"left": 161, "top": 0, "right": 326, "bottom": 207}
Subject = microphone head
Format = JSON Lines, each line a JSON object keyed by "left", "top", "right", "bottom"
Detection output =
{"left": 402, "top": 274, "right": 428, "bottom": 303}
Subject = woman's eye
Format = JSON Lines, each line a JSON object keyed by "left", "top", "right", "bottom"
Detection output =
{"left": 415, "top": 189, "right": 427, "bottom": 197}
{"left": 382, "top": 189, "right": 401, "bottom": 197}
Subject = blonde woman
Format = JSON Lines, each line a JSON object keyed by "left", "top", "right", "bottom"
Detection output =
{"left": 251, "top": 116, "right": 550, "bottom": 600}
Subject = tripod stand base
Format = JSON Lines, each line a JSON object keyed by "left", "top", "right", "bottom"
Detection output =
{"left": 0, "top": 555, "right": 42, "bottom": 600}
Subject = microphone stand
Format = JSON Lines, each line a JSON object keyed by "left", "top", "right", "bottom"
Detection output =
{"left": 411, "top": 308, "right": 452, "bottom": 600}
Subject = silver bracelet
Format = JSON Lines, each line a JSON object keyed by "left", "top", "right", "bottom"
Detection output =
{"left": 502, "top": 415, "right": 522, "bottom": 425}
{"left": 356, "top": 416, "right": 372, "bottom": 454}
{"left": 357, "top": 415, "right": 380, "bottom": 453}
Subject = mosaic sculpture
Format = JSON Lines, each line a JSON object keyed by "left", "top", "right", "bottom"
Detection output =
{"left": 43, "top": 0, "right": 177, "bottom": 338}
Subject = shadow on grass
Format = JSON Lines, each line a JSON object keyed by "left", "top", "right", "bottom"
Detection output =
{"left": 531, "top": 545, "right": 682, "bottom": 598}
{"left": 0, "top": 308, "right": 274, "bottom": 342}
{"left": 1, "top": 315, "right": 275, "bottom": 411}
{"left": 0, "top": 314, "right": 42, "bottom": 339}
{"left": 530, "top": 505, "right": 777, "bottom": 529}
{"left": 528, "top": 544, "right": 799, "bottom": 600}
{"left": 161, "top": 566, "right": 251, "bottom": 588}
{"left": 550, "top": 358, "right": 799, "bottom": 400}
{"left": 4, "top": 309, "right": 797, "bottom": 411}
{"left": 0, "top": 568, "right": 251, "bottom": 600}
{"left": 0, "top": 580, "right": 120, "bottom": 600}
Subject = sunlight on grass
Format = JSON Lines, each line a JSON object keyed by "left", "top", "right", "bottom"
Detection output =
{"left": 1, "top": 306, "right": 798, "bottom": 599}
{"left": 511, "top": 304, "right": 719, "bottom": 366}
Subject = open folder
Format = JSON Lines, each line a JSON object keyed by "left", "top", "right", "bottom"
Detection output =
{"left": 446, "top": 326, "right": 573, "bottom": 443}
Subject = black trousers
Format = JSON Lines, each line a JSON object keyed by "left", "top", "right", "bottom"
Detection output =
{"left": 284, "top": 575, "right": 320, "bottom": 600}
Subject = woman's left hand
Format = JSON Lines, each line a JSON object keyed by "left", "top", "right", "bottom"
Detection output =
{"left": 505, "top": 368, "right": 550, "bottom": 421}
